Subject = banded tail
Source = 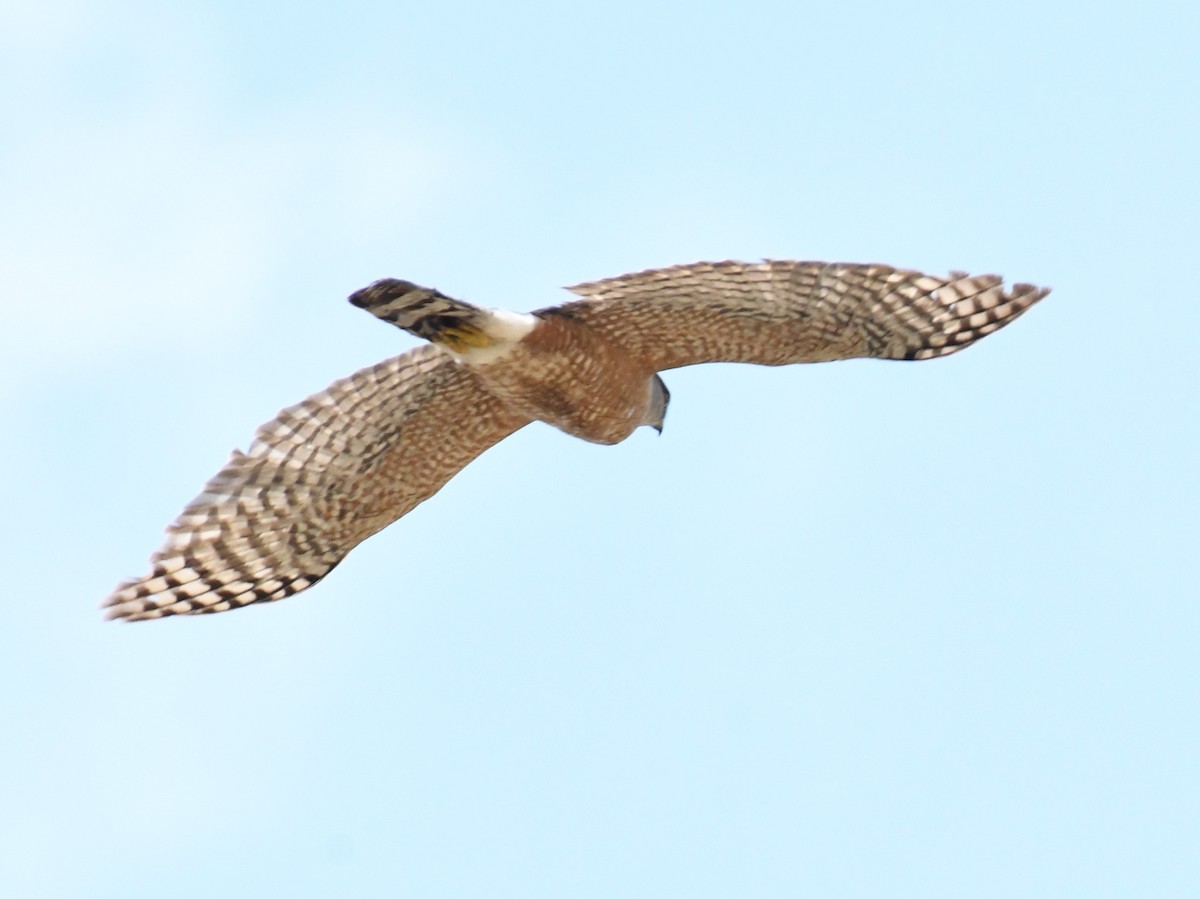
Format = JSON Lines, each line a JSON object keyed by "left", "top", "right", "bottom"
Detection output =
{"left": 349, "top": 278, "right": 537, "bottom": 360}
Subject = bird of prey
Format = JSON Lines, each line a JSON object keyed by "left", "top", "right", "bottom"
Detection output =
{"left": 102, "top": 260, "right": 1047, "bottom": 621}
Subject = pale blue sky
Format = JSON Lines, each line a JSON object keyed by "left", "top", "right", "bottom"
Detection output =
{"left": 2, "top": 1, "right": 1197, "bottom": 896}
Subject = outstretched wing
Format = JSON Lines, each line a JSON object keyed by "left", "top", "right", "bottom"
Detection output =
{"left": 103, "top": 345, "right": 529, "bottom": 621}
{"left": 543, "top": 260, "right": 1048, "bottom": 371}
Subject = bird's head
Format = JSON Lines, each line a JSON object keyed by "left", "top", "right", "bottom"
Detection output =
{"left": 647, "top": 374, "right": 670, "bottom": 434}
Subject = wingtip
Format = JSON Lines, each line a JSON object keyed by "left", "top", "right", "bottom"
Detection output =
{"left": 100, "top": 577, "right": 164, "bottom": 623}
{"left": 102, "top": 595, "right": 172, "bottom": 622}
{"left": 99, "top": 588, "right": 137, "bottom": 622}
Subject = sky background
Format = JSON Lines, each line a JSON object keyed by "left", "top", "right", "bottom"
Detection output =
{"left": 2, "top": 1, "right": 1198, "bottom": 896}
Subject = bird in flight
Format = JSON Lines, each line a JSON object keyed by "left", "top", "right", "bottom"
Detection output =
{"left": 103, "top": 260, "right": 1048, "bottom": 621}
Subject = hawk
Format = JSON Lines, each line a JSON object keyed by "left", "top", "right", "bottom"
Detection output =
{"left": 103, "top": 260, "right": 1048, "bottom": 621}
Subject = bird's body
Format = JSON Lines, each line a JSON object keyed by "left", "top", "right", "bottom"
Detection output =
{"left": 479, "top": 311, "right": 668, "bottom": 445}
{"left": 349, "top": 278, "right": 669, "bottom": 445}
{"left": 103, "top": 260, "right": 1048, "bottom": 621}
